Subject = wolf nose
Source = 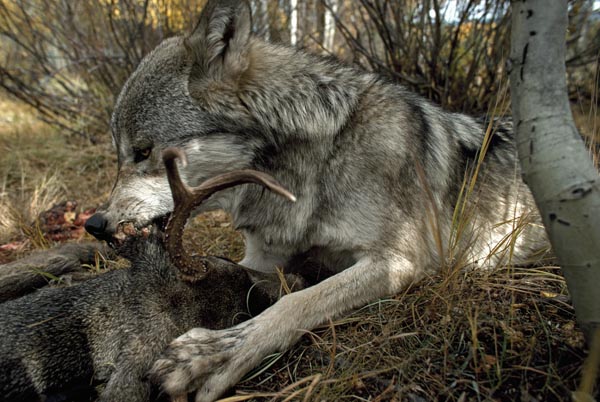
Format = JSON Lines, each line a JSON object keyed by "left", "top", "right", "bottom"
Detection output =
{"left": 85, "top": 213, "right": 109, "bottom": 239}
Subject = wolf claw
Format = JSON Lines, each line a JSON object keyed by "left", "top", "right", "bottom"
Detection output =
{"left": 150, "top": 325, "right": 256, "bottom": 402}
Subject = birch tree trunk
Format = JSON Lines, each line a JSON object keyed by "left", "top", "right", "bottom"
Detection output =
{"left": 290, "top": 0, "right": 298, "bottom": 46}
{"left": 323, "top": 0, "right": 338, "bottom": 51}
{"left": 510, "top": 0, "right": 600, "bottom": 337}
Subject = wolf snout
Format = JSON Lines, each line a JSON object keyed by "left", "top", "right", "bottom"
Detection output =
{"left": 84, "top": 212, "right": 110, "bottom": 240}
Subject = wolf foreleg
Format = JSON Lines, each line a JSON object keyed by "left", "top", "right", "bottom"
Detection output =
{"left": 150, "top": 254, "right": 421, "bottom": 402}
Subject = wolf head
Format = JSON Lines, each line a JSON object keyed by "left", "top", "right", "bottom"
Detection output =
{"left": 86, "top": 0, "right": 361, "bottom": 242}
{"left": 86, "top": 0, "right": 258, "bottom": 240}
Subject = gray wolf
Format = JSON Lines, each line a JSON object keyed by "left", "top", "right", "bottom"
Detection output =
{"left": 84, "top": 0, "right": 548, "bottom": 400}
{"left": 1, "top": 160, "right": 301, "bottom": 402}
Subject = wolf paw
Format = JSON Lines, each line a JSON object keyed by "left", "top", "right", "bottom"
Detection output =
{"left": 149, "top": 324, "right": 259, "bottom": 402}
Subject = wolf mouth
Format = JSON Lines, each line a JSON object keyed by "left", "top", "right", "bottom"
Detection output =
{"left": 109, "top": 215, "right": 171, "bottom": 248}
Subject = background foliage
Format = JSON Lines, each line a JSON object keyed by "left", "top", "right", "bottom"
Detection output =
{"left": 0, "top": 0, "right": 598, "bottom": 141}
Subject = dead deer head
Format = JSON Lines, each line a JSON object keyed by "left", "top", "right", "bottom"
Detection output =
{"left": 162, "top": 147, "right": 296, "bottom": 282}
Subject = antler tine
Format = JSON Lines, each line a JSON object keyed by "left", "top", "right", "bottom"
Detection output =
{"left": 163, "top": 148, "right": 205, "bottom": 281}
{"left": 161, "top": 147, "right": 296, "bottom": 282}
{"left": 162, "top": 147, "right": 191, "bottom": 208}
{"left": 195, "top": 170, "right": 297, "bottom": 204}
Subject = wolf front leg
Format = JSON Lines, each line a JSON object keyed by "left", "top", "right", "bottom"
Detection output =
{"left": 149, "top": 254, "right": 422, "bottom": 402}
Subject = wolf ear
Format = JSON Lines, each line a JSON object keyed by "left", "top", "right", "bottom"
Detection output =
{"left": 186, "top": 0, "right": 251, "bottom": 79}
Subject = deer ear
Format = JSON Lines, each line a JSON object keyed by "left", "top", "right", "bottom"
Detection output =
{"left": 186, "top": 0, "right": 251, "bottom": 79}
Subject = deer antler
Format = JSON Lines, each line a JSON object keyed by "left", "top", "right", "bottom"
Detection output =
{"left": 162, "top": 147, "right": 296, "bottom": 281}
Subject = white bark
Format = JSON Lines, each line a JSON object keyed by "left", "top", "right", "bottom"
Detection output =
{"left": 510, "top": 0, "right": 600, "bottom": 335}
{"left": 290, "top": 0, "right": 298, "bottom": 46}
{"left": 323, "top": 0, "right": 338, "bottom": 51}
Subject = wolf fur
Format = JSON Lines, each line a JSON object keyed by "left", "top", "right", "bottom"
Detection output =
{"left": 0, "top": 235, "right": 293, "bottom": 402}
{"left": 86, "top": 0, "right": 548, "bottom": 400}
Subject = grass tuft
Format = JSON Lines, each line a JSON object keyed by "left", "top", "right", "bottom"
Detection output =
{"left": 0, "top": 98, "right": 116, "bottom": 255}
{"left": 233, "top": 265, "right": 585, "bottom": 401}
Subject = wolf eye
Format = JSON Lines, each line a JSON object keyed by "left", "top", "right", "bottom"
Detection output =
{"left": 134, "top": 147, "right": 152, "bottom": 163}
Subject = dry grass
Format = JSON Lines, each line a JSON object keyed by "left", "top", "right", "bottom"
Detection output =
{"left": 0, "top": 95, "right": 598, "bottom": 401}
{"left": 232, "top": 266, "right": 584, "bottom": 401}
{"left": 0, "top": 98, "right": 116, "bottom": 258}
{"left": 183, "top": 210, "right": 245, "bottom": 263}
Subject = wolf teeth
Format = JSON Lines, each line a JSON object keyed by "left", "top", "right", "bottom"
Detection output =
{"left": 122, "top": 222, "right": 137, "bottom": 236}
{"left": 114, "top": 223, "right": 153, "bottom": 241}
